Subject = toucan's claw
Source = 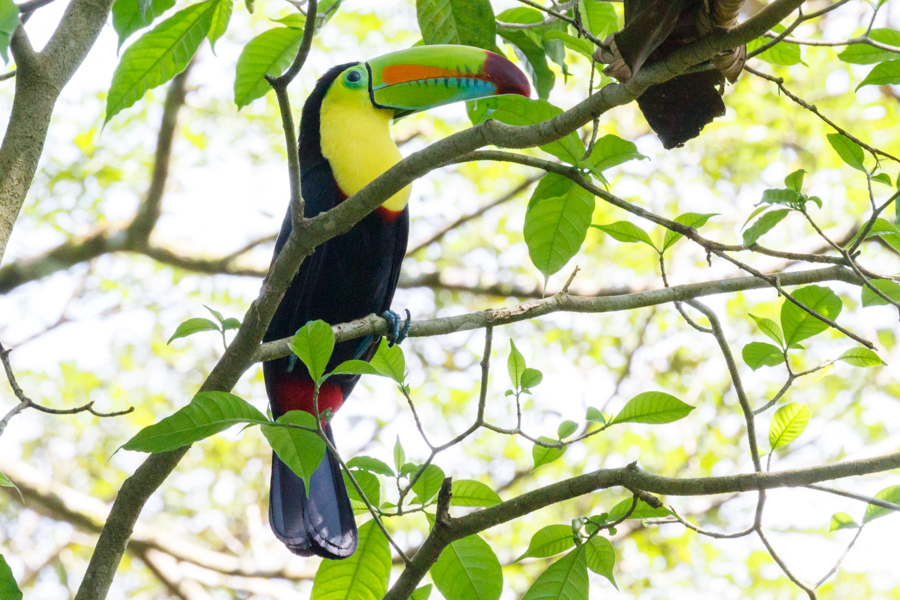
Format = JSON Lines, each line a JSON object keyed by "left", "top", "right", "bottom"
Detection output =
{"left": 382, "top": 309, "right": 411, "bottom": 347}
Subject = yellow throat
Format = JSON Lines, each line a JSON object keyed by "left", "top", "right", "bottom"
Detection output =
{"left": 319, "top": 76, "right": 410, "bottom": 213}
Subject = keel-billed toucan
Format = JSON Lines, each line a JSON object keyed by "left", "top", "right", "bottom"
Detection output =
{"left": 262, "top": 45, "right": 530, "bottom": 559}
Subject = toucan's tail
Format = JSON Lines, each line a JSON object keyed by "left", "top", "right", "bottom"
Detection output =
{"left": 268, "top": 425, "right": 358, "bottom": 559}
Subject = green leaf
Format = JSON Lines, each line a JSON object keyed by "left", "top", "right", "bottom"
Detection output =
{"left": 862, "top": 218, "right": 900, "bottom": 252}
{"left": 749, "top": 25, "right": 802, "bottom": 66}
{"left": 393, "top": 436, "right": 406, "bottom": 471}
{"left": 872, "top": 172, "right": 893, "bottom": 186}
{"left": 863, "top": 485, "right": 900, "bottom": 523}
{"left": 222, "top": 317, "right": 241, "bottom": 331}
{"left": 0, "top": 554, "right": 22, "bottom": 600}
{"left": 838, "top": 347, "right": 885, "bottom": 367}
{"left": 521, "top": 367, "right": 543, "bottom": 390}
{"left": 234, "top": 26, "right": 304, "bottom": 108}
{"left": 591, "top": 221, "right": 656, "bottom": 249}
{"left": 468, "top": 96, "right": 585, "bottom": 164}
{"left": 577, "top": 0, "right": 617, "bottom": 38}
{"left": 111, "top": 0, "right": 176, "bottom": 50}
{"left": 750, "top": 314, "right": 784, "bottom": 346}
{"left": 207, "top": 0, "right": 232, "bottom": 51}
{"left": 524, "top": 174, "right": 595, "bottom": 280}
{"left": 0, "top": 0, "right": 17, "bottom": 63}
{"left": 585, "top": 406, "right": 605, "bottom": 424}
{"left": 106, "top": 0, "right": 218, "bottom": 123}
{"left": 862, "top": 279, "right": 900, "bottom": 307}
{"left": 310, "top": 521, "right": 390, "bottom": 600}
{"left": 610, "top": 391, "right": 694, "bottom": 425}
{"left": 768, "top": 402, "right": 811, "bottom": 450}
{"left": 508, "top": 340, "right": 526, "bottom": 389}
{"left": 742, "top": 342, "right": 784, "bottom": 370}
{"left": 343, "top": 469, "right": 380, "bottom": 513}
{"left": 581, "top": 135, "right": 646, "bottom": 180}
{"left": 542, "top": 30, "right": 594, "bottom": 60}
{"left": 289, "top": 320, "right": 335, "bottom": 383}
{"left": 498, "top": 27, "right": 555, "bottom": 100}
{"left": 533, "top": 437, "right": 566, "bottom": 470}
{"left": 742, "top": 208, "right": 790, "bottom": 246}
{"left": 838, "top": 29, "right": 900, "bottom": 64}
{"left": 830, "top": 512, "right": 859, "bottom": 531}
{"left": 329, "top": 359, "right": 389, "bottom": 378}
{"left": 123, "top": 391, "right": 268, "bottom": 453}
{"left": 557, "top": 420, "right": 578, "bottom": 439}
{"left": 416, "top": 0, "right": 498, "bottom": 51}
{"left": 515, "top": 524, "right": 575, "bottom": 561}
{"left": 856, "top": 58, "right": 900, "bottom": 91}
{"left": 431, "top": 533, "right": 503, "bottom": 600}
{"left": 827, "top": 133, "right": 867, "bottom": 173}
{"left": 261, "top": 411, "right": 326, "bottom": 497}
{"left": 584, "top": 535, "right": 617, "bottom": 588}
{"left": 450, "top": 480, "right": 502, "bottom": 507}
{"left": 521, "top": 546, "right": 589, "bottom": 600}
{"left": 167, "top": 317, "right": 220, "bottom": 344}
{"left": 412, "top": 464, "right": 445, "bottom": 504}
{"left": 203, "top": 304, "right": 224, "bottom": 324}
{"left": 785, "top": 169, "right": 806, "bottom": 192}
{"left": 607, "top": 498, "right": 671, "bottom": 521}
{"left": 347, "top": 455, "right": 394, "bottom": 476}
{"left": 780, "top": 285, "right": 843, "bottom": 348}
{"left": 411, "top": 584, "right": 433, "bottom": 600}
{"left": 761, "top": 188, "right": 804, "bottom": 206}
{"left": 370, "top": 338, "right": 406, "bottom": 383}
{"left": 662, "top": 212, "right": 717, "bottom": 251}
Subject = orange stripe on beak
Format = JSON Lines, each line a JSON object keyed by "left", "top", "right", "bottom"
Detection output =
{"left": 380, "top": 64, "right": 474, "bottom": 84}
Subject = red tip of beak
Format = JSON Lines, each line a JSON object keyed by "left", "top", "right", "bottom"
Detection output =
{"left": 483, "top": 51, "right": 531, "bottom": 98}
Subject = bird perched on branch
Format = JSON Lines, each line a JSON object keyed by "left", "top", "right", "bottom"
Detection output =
{"left": 594, "top": 0, "right": 747, "bottom": 149}
{"left": 262, "top": 45, "right": 530, "bottom": 559}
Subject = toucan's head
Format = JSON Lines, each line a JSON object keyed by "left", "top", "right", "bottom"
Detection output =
{"left": 321, "top": 45, "right": 530, "bottom": 120}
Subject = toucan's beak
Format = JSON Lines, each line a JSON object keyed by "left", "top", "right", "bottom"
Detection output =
{"left": 366, "top": 45, "right": 531, "bottom": 117}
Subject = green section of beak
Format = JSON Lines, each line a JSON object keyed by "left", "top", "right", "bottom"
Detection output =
{"left": 367, "top": 44, "right": 530, "bottom": 116}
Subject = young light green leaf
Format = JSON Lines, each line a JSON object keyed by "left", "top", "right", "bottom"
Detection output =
{"left": 662, "top": 212, "right": 717, "bottom": 251}
{"left": 542, "top": 30, "right": 593, "bottom": 59}
{"left": 111, "top": 0, "right": 176, "bottom": 50}
{"left": 393, "top": 436, "right": 406, "bottom": 471}
{"left": 607, "top": 498, "right": 672, "bottom": 521}
{"left": 1, "top": 472, "right": 23, "bottom": 502}
{"left": 861, "top": 278, "right": 900, "bottom": 307}
{"left": 761, "top": 188, "right": 804, "bottom": 206}
{"left": 785, "top": 169, "right": 806, "bottom": 192}
{"left": 585, "top": 535, "right": 617, "bottom": 588}
{"left": 524, "top": 174, "right": 594, "bottom": 280}
{"left": 520, "top": 545, "right": 589, "bottom": 600}
{"left": 370, "top": 338, "right": 406, "bottom": 383}
{"left": 262, "top": 410, "right": 326, "bottom": 497}
{"left": 585, "top": 406, "right": 605, "bottom": 424}
{"left": 0, "top": 0, "right": 15, "bottom": 63}
{"left": 167, "top": 317, "right": 220, "bottom": 344}
{"left": 123, "top": 391, "right": 268, "bottom": 453}
{"left": 417, "top": 0, "right": 498, "bottom": 51}
{"left": 862, "top": 218, "right": 900, "bottom": 252}
{"left": 412, "top": 464, "right": 445, "bottom": 504}
{"left": 591, "top": 221, "right": 656, "bottom": 249}
{"left": 328, "top": 359, "right": 389, "bottom": 378}
{"left": 207, "top": 0, "right": 232, "bottom": 51}
{"left": 347, "top": 455, "right": 394, "bottom": 476}
{"left": 838, "top": 348, "right": 886, "bottom": 367}
{"left": 872, "top": 172, "right": 893, "bottom": 186}
{"left": 557, "top": 420, "right": 577, "bottom": 439}
{"left": 750, "top": 314, "right": 784, "bottom": 346}
{"left": 289, "top": 320, "right": 335, "bottom": 383}
{"left": 742, "top": 208, "right": 789, "bottom": 246}
{"left": 769, "top": 402, "right": 811, "bottom": 450}
{"left": 431, "top": 533, "right": 503, "bottom": 600}
{"left": 222, "top": 317, "right": 241, "bottom": 331}
{"left": 521, "top": 367, "right": 543, "bottom": 390}
{"left": 610, "top": 391, "right": 694, "bottom": 425}
{"left": 748, "top": 25, "right": 802, "bottom": 66}
{"left": 343, "top": 469, "right": 380, "bottom": 514}
{"left": 577, "top": 0, "right": 617, "bottom": 38}
{"left": 234, "top": 26, "right": 304, "bottom": 108}
{"left": 411, "top": 584, "right": 433, "bottom": 600}
{"left": 856, "top": 59, "right": 900, "bottom": 91}
{"left": 310, "top": 520, "right": 390, "bottom": 600}
{"left": 830, "top": 512, "right": 859, "bottom": 531}
{"left": 780, "top": 285, "right": 843, "bottom": 348}
{"left": 106, "top": 0, "right": 218, "bottom": 122}
{"left": 450, "top": 480, "right": 502, "bottom": 507}
{"left": 742, "top": 342, "right": 784, "bottom": 370}
{"left": 508, "top": 340, "right": 526, "bottom": 389}
{"left": 827, "top": 133, "right": 867, "bottom": 173}
{"left": 863, "top": 485, "right": 900, "bottom": 523}
{"left": 515, "top": 524, "right": 575, "bottom": 562}
{"left": 838, "top": 29, "right": 900, "bottom": 64}
{"left": 203, "top": 304, "right": 224, "bottom": 324}
{"left": 498, "top": 25, "right": 555, "bottom": 100}
{"left": 581, "top": 134, "right": 646, "bottom": 180}
{"left": 533, "top": 436, "right": 566, "bottom": 470}
{"left": 0, "top": 553, "right": 22, "bottom": 600}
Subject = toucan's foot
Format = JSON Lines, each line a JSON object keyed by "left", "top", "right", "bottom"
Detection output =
{"left": 381, "top": 309, "right": 411, "bottom": 347}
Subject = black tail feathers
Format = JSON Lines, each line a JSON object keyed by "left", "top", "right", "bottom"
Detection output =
{"left": 268, "top": 426, "right": 358, "bottom": 559}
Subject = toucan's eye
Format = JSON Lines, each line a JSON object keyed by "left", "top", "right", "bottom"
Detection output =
{"left": 347, "top": 71, "right": 362, "bottom": 83}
